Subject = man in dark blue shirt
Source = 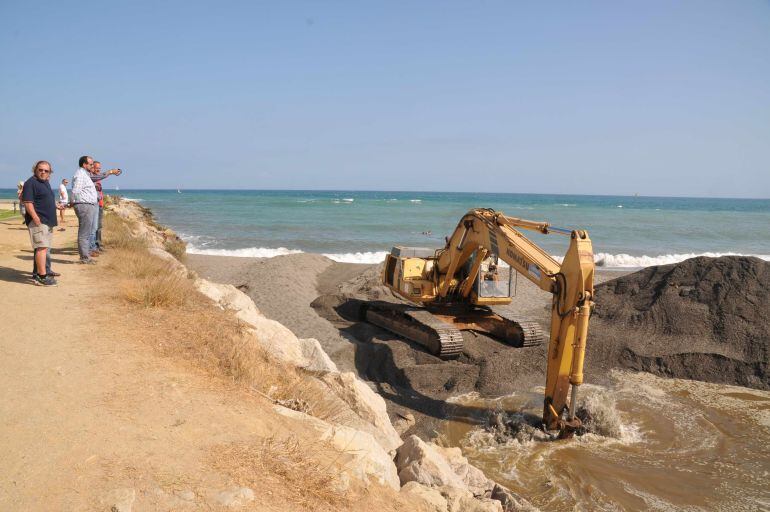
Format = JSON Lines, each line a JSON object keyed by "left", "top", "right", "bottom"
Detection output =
{"left": 21, "top": 160, "right": 61, "bottom": 286}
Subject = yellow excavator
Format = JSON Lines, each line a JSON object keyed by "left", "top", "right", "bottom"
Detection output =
{"left": 361, "top": 208, "right": 595, "bottom": 436}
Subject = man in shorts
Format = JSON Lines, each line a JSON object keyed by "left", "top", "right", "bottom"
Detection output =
{"left": 21, "top": 160, "right": 61, "bottom": 286}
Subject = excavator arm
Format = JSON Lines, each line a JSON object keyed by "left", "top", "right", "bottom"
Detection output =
{"left": 434, "top": 209, "right": 595, "bottom": 434}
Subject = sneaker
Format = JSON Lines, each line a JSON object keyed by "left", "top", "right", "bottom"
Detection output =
{"left": 49, "top": 271, "right": 61, "bottom": 277}
{"left": 34, "top": 275, "right": 58, "bottom": 287}
{"left": 90, "top": 251, "right": 101, "bottom": 257}
{"left": 79, "top": 259, "right": 97, "bottom": 265}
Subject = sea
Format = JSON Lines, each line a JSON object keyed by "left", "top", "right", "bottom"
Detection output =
{"left": 3, "top": 189, "right": 769, "bottom": 268}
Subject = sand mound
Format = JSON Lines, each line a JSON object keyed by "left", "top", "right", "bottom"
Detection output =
{"left": 590, "top": 256, "right": 769, "bottom": 390}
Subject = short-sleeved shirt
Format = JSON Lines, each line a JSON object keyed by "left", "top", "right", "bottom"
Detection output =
{"left": 22, "top": 176, "right": 58, "bottom": 228}
{"left": 59, "top": 183, "right": 68, "bottom": 204}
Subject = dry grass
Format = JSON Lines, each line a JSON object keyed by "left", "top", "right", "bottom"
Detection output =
{"left": 209, "top": 437, "right": 348, "bottom": 510}
{"left": 163, "top": 237, "right": 187, "bottom": 262}
{"left": 99, "top": 210, "right": 355, "bottom": 497}
{"left": 102, "top": 213, "right": 147, "bottom": 252}
{"left": 121, "top": 275, "right": 190, "bottom": 308}
{"left": 100, "top": 212, "right": 303, "bottom": 395}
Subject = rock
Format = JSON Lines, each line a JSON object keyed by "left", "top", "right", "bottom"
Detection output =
{"left": 433, "top": 444, "right": 494, "bottom": 496}
{"left": 195, "top": 279, "right": 402, "bottom": 455}
{"left": 299, "top": 338, "right": 338, "bottom": 372}
{"left": 274, "top": 405, "right": 400, "bottom": 490}
{"left": 194, "top": 279, "right": 308, "bottom": 367}
{"left": 400, "top": 481, "right": 449, "bottom": 512}
{"left": 396, "top": 436, "right": 494, "bottom": 496}
{"left": 194, "top": 279, "right": 263, "bottom": 323}
{"left": 396, "top": 436, "right": 465, "bottom": 489}
{"left": 319, "top": 371, "right": 403, "bottom": 454}
{"left": 439, "top": 487, "right": 503, "bottom": 512}
{"left": 393, "top": 412, "right": 416, "bottom": 434}
{"left": 212, "top": 487, "right": 255, "bottom": 507}
{"left": 491, "top": 484, "right": 539, "bottom": 512}
{"left": 147, "top": 247, "right": 187, "bottom": 275}
{"left": 107, "top": 488, "right": 136, "bottom": 512}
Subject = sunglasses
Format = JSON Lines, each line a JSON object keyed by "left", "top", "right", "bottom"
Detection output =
{"left": 37, "top": 169, "right": 52, "bottom": 174}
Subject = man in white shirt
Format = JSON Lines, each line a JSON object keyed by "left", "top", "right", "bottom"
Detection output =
{"left": 71, "top": 156, "right": 99, "bottom": 263}
{"left": 58, "top": 178, "right": 69, "bottom": 229}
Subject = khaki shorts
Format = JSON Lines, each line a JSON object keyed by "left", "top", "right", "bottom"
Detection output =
{"left": 28, "top": 224, "right": 53, "bottom": 249}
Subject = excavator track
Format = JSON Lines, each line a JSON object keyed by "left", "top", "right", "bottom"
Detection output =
{"left": 361, "top": 302, "right": 464, "bottom": 359}
{"left": 490, "top": 308, "right": 546, "bottom": 347}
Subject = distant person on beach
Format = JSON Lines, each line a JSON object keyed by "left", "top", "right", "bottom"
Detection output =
{"left": 58, "top": 178, "right": 69, "bottom": 229}
{"left": 17, "top": 181, "right": 26, "bottom": 223}
{"left": 21, "top": 161, "right": 62, "bottom": 286}
{"left": 89, "top": 161, "right": 122, "bottom": 253}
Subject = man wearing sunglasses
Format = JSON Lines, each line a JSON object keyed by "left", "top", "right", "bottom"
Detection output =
{"left": 21, "top": 160, "right": 62, "bottom": 286}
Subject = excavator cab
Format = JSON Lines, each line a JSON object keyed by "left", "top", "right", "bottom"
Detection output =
{"left": 475, "top": 258, "right": 512, "bottom": 301}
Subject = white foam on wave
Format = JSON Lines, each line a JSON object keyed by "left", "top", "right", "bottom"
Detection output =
{"left": 188, "top": 243, "right": 770, "bottom": 268}
{"left": 186, "top": 245, "right": 387, "bottom": 264}
{"left": 187, "top": 246, "right": 304, "bottom": 258}
{"left": 323, "top": 251, "right": 388, "bottom": 264}
{"left": 594, "top": 251, "right": 770, "bottom": 268}
{"left": 120, "top": 197, "right": 143, "bottom": 202}
{"left": 410, "top": 199, "right": 422, "bottom": 203}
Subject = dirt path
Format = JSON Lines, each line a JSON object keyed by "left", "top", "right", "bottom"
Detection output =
{"left": 0, "top": 217, "right": 410, "bottom": 511}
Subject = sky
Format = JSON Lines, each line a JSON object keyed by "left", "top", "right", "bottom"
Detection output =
{"left": 1, "top": 1, "right": 769, "bottom": 197}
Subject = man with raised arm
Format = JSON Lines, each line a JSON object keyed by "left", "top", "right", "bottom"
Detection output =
{"left": 89, "top": 160, "right": 122, "bottom": 253}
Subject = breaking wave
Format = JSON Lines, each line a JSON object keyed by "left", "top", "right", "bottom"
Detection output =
{"left": 593, "top": 251, "right": 770, "bottom": 268}
{"left": 187, "top": 244, "right": 770, "bottom": 268}
{"left": 186, "top": 246, "right": 304, "bottom": 258}
{"left": 186, "top": 245, "right": 389, "bottom": 264}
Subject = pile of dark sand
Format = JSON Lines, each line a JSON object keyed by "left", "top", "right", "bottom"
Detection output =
{"left": 588, "top": 256, "right": 769, "bottom": 390}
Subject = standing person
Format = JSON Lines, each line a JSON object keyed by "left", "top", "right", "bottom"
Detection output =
{"left": 71, "top": 156, "right": 99, "bottom": 264}
{"left": 89, "top": 161, "right": 121, "bottom": 253}
{"left": 58, "top": 178, "right": 69, "bottom": 230}
{"left": 17, "top": 181, "right": 26, "bottom": 224}
{"left": 21, "top": 161, "right": 61, "bottom": 286}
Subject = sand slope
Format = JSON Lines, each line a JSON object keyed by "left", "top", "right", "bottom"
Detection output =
{"left": 590, "top": 256, "right": 769, "bottom": 389}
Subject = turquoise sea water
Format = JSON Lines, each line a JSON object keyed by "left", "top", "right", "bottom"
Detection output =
{"left": 3, "top": 189, "right": 769, "bottom": 267}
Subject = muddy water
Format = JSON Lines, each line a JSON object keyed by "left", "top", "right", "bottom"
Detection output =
{"left": 444, "top": 371, "right": 770, "bottom": 511}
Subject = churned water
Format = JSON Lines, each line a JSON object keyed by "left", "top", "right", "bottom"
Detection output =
{"left": 444, "top": 371, "right": 770, "bottom": 511}
{"left": 77, "top": 190, "right": 770, "bottom": 267}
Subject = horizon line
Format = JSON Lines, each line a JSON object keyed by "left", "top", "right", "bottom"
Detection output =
{"left": 0, "top": 187, "right": 768, "bottom": 201}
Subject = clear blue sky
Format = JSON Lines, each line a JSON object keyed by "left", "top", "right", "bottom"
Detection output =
{"left": 1, "top": 1, "right": 768, "bottom": 197}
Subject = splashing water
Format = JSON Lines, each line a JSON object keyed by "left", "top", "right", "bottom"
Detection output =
{"left": 444, "top": 372, "right": 769, "bottom": 510}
